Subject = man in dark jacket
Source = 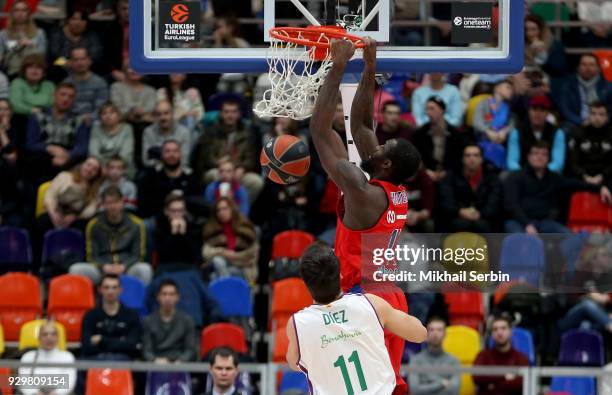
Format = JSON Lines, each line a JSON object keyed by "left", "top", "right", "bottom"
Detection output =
{"left": 439, "top": 144, "right": 501, "bottom": 232}
{"left": 205, "top": 347, "right": 241, "bottom": 395}
{"left": 504, "top": 141, "right": 612, "bottom": 233}
{"left": 568, "top": 101, "right": 612, "bottom": 189}
{"left": 81, "top": 274, "right": 141, "bottom": 360}
{"left": 559, "top": 53, "right": 612, "bottom": 128}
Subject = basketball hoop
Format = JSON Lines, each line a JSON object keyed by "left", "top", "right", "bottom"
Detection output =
{"left": 254, "top": 26, "right": 364, "bottom": 120}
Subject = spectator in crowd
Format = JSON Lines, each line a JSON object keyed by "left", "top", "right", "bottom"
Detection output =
{"left": 404, "top": 169, "right": 435, "bottom": 232}
{"left": 411, "top": 96, "right": 468, "bottom": 182}
{"left": 103, "top": 0, "right": 130, "bottom": 80}
{"left": 559, "top": 53, "right": 612, "bottom": 128}
{"left": 143, "top": 279, "right": 198, "bottom": 363}
{"left": 577, "top": 2, "right": 612, "bottom": 47}
{"left": 110, "top": 60, "right": 156, "bottom": 124}
{"left": 0, "top": 0, "right": 47, "bottom": 77}
{"left": 504, "top": 141, "right": 612, "bottom": 234}
{"left": 205, "top": 347, "right": 241, "bottom": 395}
{"left": 408, "top": 317, "right": 460, "bottom": 395}
{"left": 48, "top": 10, "right": 103, "bottom": 72}
{"left": 18, "top": 321, "right": 77, "bottom": 395}
{"left": 375, "top": 100, "right": 413, "bottom": 144}
{"left": 137, "top": 139, "right": 200, "bottom": 219}
{"left": 212, "top": 16, "right": 249, "bottom": 48}
{"left": 205, "top": 156, "right": 250, "bottom": 215}
{"left": 523, "top": 14, "right": 568, "bottom": 98}
{"left": 157, "top": 73, "right": 204, "bottom": 133}
{"left": 262, "top": 116, "right": 308, "bottom": 147}
{"left": 0, "top": 70, "right": 8, "bottom": 98}
{"left": 81, "top": 274, "right": 141, "bottom": 360}
{"left": 38, "top": 156, "right": 103, "bottom": 233}
{"left": 473, "top": 80, "right": 514, "bottom": 169}
{"left": 0, "top": 98, "right": 17, "bottom": 164}
{"left": 70, "top": 186, "right": 151, "bottom": 285}
{"left": 24, "top": 82, "right": 89, "bottom": 184}
{"left": 473, "top": 315, "right": 529, "bottom": 395}
{"left": 142, "top": 99, "right": 191, "bottom": 168}
{"left": 332, "top": 99, "right": 348, "bottom": 147}
{"left": 191, "top": 98, "right": 262, "bottom": 201}
{"left": 63, "top": 47, "right": 108, "bottom": 123}
{"left": 412, "top": 73, "right": 463, "bottom": 127}
{"left": 568, "top": 101, "right": 612, "bottom": 188}
{"left": 9, "top": 54, "right": 54, "bottom": 115}
{"left": 88, "top": 102, "right": 135, "bottom": 178}
{"left": 202, "top": 196, "right": 259, "bottom": 284}
{"left": 509, "top": 68, "right": 550, "bottom": 122}
{"left": 154, "top": 192, "right": 203, "bottom": 274}
{"left": 506, "top": 95, "right": 566, "bottom": 173}
{"left": 97, "top": 155, "right": 137, "bottom": 212}
{"left": 439, "top": 144, "right": 501, "bottom": 233}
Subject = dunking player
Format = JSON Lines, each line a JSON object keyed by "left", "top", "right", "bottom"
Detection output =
{"left": 286, "top": 242, "right": 427, "bottom": 394}
{"left": 309, "top": 38, "right": 422, "bottom": 394}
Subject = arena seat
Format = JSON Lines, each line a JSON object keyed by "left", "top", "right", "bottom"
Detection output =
{"left": 465, "top": 94, "right": 491, "bottom": 127}
{"left": 442, "top": 232, "right": 489, "bottom": 275}
{"left": 0, "top": 227, "right": 32, "bottom": 271}
{"left": 145, "top": 372, "right": 191, "bottom": 395}
{"left": 0, "top": 367, "right": 12, "bottom": 394}
{"left": 500, "top": 234, "right": 545, "bottom": 286}
{"left": 18, "top": 319, "right": 66, "bottom": 351}
{"left": 567, "top": 191, "right": 612, "bottom": 232}
{"left": 0, "top": 273, "right": 42, "bottom": 341}
{"left": 594, "top": 50, "right": 612, "bottom": 82}
{"left": 443, "top": 326, "right": 480, "bottom": 395}
{"left": 271, "top": 230, "right": 315, "bottom": 259}
{"left": 200, "top": 323, "right": 248, "bottom": 359}
{"left": 35, "top": 181, "right": 50, "bottom": 218}
{"left": 558, "top": 329, "right": 604, "bottom": 367}
{"left": 47, "top": 274, "right": 95, "bottom": 342}
{"left": 0, "top": 324, "right": 4, "bottom": 356}
{"left": 119, "top": 275, "right": 147, "bottom": 317}
{"left": 41, "top": 228, "right": 85, "bottom": 272}
{"left": 208, "top": 277, "right": 253, "bottom": 318}
{"left": 86, "top": 369, "right": 133, "bottom": 395}
{"left": 550, "top": 376, "right": 596, "bottom": 395}
{"left": 487, "top": 327, "right": 535, "bottom": 365}
{"left": 443, "top": 291, "right": 484, "bottom": 331}
{"left": 271, "top": 278, "right": 312, "bottom": 328}
{"left": 272, "top": 324, "right": 290, "bottom": 363}
{"left": 279, "top": 371, "right": 309, "bottom": 394}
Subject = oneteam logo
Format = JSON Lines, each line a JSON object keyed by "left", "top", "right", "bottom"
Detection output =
{"left": 171, "top": 3, "right": 190, "bottom": 23}
{"left": 453, "top": 16, "right": 463, "bottom": 26}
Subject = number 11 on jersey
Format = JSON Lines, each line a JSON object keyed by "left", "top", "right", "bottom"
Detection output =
{"left": 333, "top": 350, "right": 368, "bottom": 394}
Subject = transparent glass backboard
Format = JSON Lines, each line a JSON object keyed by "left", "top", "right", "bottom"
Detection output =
{"left": 130, "top": 0, "right": 524, "bottom": 74}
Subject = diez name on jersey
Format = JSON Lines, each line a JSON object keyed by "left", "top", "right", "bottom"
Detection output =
{"left": 390, "top": 191, "right": 408, "bottom": 205}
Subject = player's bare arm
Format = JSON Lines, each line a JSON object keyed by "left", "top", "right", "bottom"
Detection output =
{"left": 350, "top": 37, "right": 380, "bottom": 161}
{"left": 365, "top": 293, "right": 427, "bottom": 343}
{"left": 286, "top": 317, "right": 301, "bottom": 371}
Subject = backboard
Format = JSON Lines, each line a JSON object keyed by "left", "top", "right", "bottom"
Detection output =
{"left": 130, "top": 0, "right": 524, "bottom": 74}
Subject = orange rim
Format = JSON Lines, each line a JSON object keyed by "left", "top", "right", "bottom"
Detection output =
{"left": 269, "top": 26, "right": 365, "bottom": 49}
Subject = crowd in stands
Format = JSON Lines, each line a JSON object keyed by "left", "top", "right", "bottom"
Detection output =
{"left": 0, "top": 0, "right": 611, "bottom": 394}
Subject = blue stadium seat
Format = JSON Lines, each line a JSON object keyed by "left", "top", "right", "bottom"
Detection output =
{"left": 550, "top": 376, "right": 596, "bottom": 395}
{"left": 487, "top": 327, "right": 535, "bottom": 365}
{"left": 279, "top": 371, "right": 309, "bottom": 394}
{"left": 0, "top": 226, "right": 32, "bottom": 271}
{"left": 145, "top": 372, "right": 191, "bottom": 395}
{"left": 209, "top": 277, "right": 253, "bottom": 318}
{"left": 558, "top": 329, "right": 604, "bottom": 367}
{"left": 120, "top": 275, "right": 147, "bottom": 317}
{"left": 41, "top": 228, "right": 85, "bottom": 270}
{"left": 499, "top": 234, "right": 545, "bottom": 286}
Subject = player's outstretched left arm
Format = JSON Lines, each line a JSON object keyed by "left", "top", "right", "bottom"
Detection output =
{"left": 365, "top": 293, "right": 427, "bottom": 343}
{"left": 350, "top": 37, "right": 380, "bottom": 161}
{"left": 286, "top": 317, "right": 301, "bottom": 371}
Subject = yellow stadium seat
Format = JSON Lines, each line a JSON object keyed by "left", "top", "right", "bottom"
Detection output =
{"left": 35, "top": 182, "right": 51, "bottom": 218}
{"left": 18, "top": 320, "right": 67, "bottom": 351}
{"left": 0, "top": 324, "right": 4, "bottom": 356}
{"left": 443, "top": 325, "right": 481, "bottom": 364}
{"left": 465, "top": 94, "right": 491, "bottom": 128}
{"left": 459, "top": 373, "right": 477, "bottom": 395}
{"left": 442, "top": 232, "right": 489, "bottom": 276}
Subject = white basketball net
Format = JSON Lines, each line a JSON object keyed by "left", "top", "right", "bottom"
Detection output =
{"left": 254, "top": 30, "right": 334, "bottom": 120}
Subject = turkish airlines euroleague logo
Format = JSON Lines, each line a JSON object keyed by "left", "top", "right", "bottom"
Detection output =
{"left": 170, "top": 3, "right": 189, "bottom": 23}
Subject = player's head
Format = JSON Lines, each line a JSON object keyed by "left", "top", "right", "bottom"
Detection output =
{"left": 360, "top": 138, "right": 421, "bottom": 186}
{"left": 300, "top": 242, "right": 341, "bottom": 304}
{"left": 491, "top": 314, "right": 513, "bottom": 348}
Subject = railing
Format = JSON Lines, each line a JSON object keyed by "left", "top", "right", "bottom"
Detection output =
{"left": 1, "top": 359, "right": 611, "bottom": 394}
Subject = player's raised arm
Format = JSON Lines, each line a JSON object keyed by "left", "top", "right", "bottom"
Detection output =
{"left": 309, "top": 40, "right": 368, "bottom": 192}
{"left": 365, "top": 293, "right": 427, "bottom": 343}
{"left": 350, "top": 37, "right": 380, "bottom": 161}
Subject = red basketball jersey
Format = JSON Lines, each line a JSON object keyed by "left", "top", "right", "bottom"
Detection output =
{"left": 335, "top": 179, "right": 409, "bottom": 291}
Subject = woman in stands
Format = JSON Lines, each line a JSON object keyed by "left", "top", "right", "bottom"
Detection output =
{"left": 8, "top": 53, "right": 54, "bottom": 115}
{"left": 202, "top": 196, "right": 259, "bottom": 284}
{"left": 0, "top": 0, "right": 47, "bottom": 77}
{"left": 156, "top": 73, "right": 204, "bottom": 135}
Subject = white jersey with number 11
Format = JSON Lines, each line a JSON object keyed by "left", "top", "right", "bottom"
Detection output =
{"left": 292, "top": 293, "right": 395, "bottom": 395}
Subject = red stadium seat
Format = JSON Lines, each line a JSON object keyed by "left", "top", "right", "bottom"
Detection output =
{"left": 47, "top": 275, "right": 95, "bottom": 342}
{"left": 0, "top": 273, "right": 42, "bottom": 341}
{"left": 271, "top": 230, "right": 315, "bottom": 259}
{"left": 0, "top": 367, "right": 13, "bottom": 394}
{"left": 271, "top": 278, "right": 312, "bottom": 324}
{"left": 594, "top": 50, "right": 612, "bottom": 82}
{"left": 567, "top": 192, "right": 612, "bottom": 232}
{"left": 443, "top": 291, "right": 484, "bottom": 331}
{"left": 85, "top": 369, "right": 133, "bottom": 395}
{"left": 272, "top": 324, "right": 290, "bottom": 362}
{"left": 200, "top": 323, "right": 248, "bottom": 359}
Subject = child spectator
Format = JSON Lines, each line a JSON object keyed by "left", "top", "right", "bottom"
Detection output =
{"left": 204, "top": 156, "right": 250, "bottom": 215}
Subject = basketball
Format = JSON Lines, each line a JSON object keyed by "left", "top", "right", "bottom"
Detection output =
{"left": 260, "top": 135, "right": 310, "bottom": 185}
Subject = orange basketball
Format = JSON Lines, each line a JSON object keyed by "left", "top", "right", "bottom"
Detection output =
{"left": 171, "top": 4, "right": 189, "bottom": 23}
{"left": 260, "top": 135, "right": 310, "bottom": 185}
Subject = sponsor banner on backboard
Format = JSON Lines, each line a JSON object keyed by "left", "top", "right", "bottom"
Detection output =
{"left": 159, "top": 1, "right": 201, "bottom": 45}
{"left": 451, "top": 2, "right": 493, "bottom": 44}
